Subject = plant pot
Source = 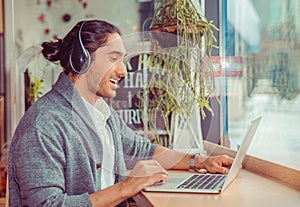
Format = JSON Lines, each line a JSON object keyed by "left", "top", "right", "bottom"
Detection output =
{"left": 150, "top": 24, "right": 206, "bottom": 49}
{"left": 150, "top": 25, "right": 179, "bottom": 48}
{"left": 171, "top": 104, "right": 204, "bottom": 153}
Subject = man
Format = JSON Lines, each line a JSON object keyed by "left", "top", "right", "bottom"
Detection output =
{"left": 8, "top": 20, "right": 233, "bottom": 207}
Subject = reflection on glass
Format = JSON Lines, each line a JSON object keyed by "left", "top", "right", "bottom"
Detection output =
{"left": 225, "top": 0, "right": 300, "bottom": 170}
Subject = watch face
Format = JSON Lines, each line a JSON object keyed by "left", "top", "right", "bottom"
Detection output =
{"left": 189, "top": 153, "right": 200, "bottom": 171}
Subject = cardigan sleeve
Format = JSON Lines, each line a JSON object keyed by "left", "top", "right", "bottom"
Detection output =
{"left": 109, "top": 109, "right": 158, "bottom": 169}
{"left": 9, "top": 128, "right": 93, "bottom": 207}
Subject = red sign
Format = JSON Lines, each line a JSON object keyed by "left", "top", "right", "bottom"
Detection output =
{"left": 224, "top": 56, "right": 243, "bottom": 76}
{"left": 207, "top": 56, "right": 245, "bottom": 77}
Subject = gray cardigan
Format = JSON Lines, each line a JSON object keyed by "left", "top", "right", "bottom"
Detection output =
{"left": 8, "top": 73, "right": 157, "bottom": 206}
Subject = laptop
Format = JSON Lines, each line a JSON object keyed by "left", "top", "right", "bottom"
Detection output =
{"left": 143, "top": 116, "right": 262, "bottom": 194}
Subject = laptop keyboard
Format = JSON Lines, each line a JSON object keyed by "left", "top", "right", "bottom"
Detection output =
{"left": 176, "top": 174, "right": 226, "bottom": 190}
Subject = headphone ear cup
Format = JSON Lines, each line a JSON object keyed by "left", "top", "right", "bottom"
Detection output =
{"left": 69, "top": 21, "right": 91, "bottom": 74}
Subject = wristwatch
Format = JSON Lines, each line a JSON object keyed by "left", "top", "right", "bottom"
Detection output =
{"left": 189, "top": 153, "right": 208, "bottom": 173}
{"left": 189, "top": 153, "right": 200, "bottom": 172}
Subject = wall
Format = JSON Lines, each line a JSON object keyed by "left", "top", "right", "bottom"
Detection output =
{"left": 14, "top": 0, "right": 140, "bottom": 54}
{"left": 0, "top": 0, "right": 5, "bottom": 149}
{"left": 0, "top": 0, "right": 2, "bottom": 34}
{"left": 0, "top": 1, "right": 5, "bottom": 197}
{"left": 13, "top": 0, "right": 141, "bottom": 99}
{"left": 0, "top": 0, "right": 4, "bottom": 93}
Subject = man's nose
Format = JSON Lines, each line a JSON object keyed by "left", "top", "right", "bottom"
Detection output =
{"left": 117, "top": 61, "right": 127, "bottom": 77}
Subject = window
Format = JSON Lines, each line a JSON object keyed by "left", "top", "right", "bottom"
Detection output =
{"left": 222, "top": 0, "right": 300, "bottom": 170}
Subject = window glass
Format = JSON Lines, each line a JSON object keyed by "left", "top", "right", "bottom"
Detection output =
{"left": 224, "top": 0, "right": 300, "bottom": 170}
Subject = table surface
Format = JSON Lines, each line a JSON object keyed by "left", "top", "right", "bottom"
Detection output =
{"left": 137, "top": 169, "right": 300, "bottom": 207}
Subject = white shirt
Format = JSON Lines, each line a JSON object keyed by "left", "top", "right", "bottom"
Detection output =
{"left": 82, "top": 97, "right": 115, "bottom": 189}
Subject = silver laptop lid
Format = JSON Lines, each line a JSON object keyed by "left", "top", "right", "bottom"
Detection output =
{"left": 221, "top": 116, "right": 262, "bottom": 191}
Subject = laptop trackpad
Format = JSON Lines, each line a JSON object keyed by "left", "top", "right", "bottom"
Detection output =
{"left": 143, "top": 173, "right": 194, "bottom": 191}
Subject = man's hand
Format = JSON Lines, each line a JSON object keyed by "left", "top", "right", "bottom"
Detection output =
{"left": 125, "top": 160, "right": 169, "bottom": 196}
{"left": 197, "top": 155, "right": 234, "bottom": 174}
{"left": 90, "top": 160, "right": 169, "bottom": 207}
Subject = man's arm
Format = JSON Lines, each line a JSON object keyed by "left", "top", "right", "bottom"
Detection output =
{"left": 152, "top": 145, "right": 234, "bottom": 174}
{"left": 90, "top": 160, "right": 168, "bottom": 207}
{"left": 89, "top": 145, "right": 233, "bottom": 206}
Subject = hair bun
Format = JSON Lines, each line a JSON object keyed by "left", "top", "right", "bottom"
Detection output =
{"left": 41, "top": 39, "right": 63, "bottom": 62}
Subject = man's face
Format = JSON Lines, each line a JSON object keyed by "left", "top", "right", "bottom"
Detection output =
{"left": 84, "top": 33, "right": 127, "bottom": 99}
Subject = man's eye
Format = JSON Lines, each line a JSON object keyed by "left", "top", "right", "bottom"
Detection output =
{"left": 111, "top": 56, "right": 118, "bottom": 61}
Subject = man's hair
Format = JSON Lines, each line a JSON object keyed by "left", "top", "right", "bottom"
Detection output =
{"left": 41, "top": 19, "right": 121, "bottom": 74}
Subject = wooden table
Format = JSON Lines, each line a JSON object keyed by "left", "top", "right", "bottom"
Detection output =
{"left": 136, "top": 169, "right": 300, "bottom": 207}
{"left": 135, "top": 142, "right": 300, "bottom": 207}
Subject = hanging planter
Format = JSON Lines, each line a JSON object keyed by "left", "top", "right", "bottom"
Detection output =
{"left": 138, "top": 0, "right": 218, "bottom": 149}
{"left": 149, "top": 0, "right": 217, "bottom": 46}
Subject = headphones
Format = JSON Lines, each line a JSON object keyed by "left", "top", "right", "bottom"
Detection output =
{"left": 69, "top": 21, "right": 91, "bottom": 74}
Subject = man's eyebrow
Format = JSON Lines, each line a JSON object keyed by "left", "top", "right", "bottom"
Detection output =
{"left": 106, "top": 51, "right": 126, "bottom": 56}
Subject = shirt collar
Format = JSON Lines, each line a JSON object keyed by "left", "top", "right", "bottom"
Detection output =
{"left": 82, "top": 97, "right": 111, "bottom": 125}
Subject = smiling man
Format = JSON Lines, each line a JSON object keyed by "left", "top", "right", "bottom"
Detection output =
{"left": 8, "top": 20, "right": 233, "bottom": 207}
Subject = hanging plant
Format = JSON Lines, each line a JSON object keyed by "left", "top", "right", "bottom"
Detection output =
{"left": 138, "top": 0, "right": 218, "bottom": 146}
